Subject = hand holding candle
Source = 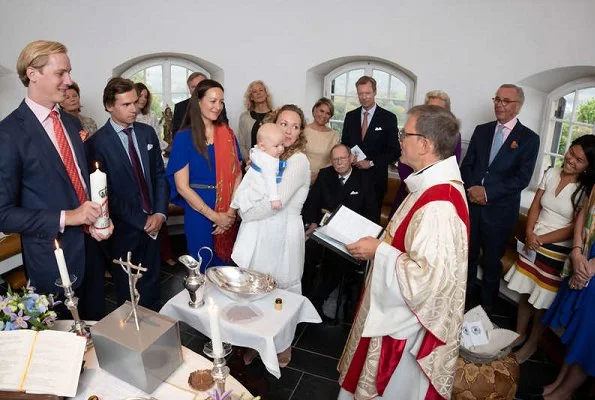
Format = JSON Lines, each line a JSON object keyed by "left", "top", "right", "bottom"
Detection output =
{"left": 54, "top": 240, "right": 71, "bottom": 287}
{"left": 208, "top": 297, "right": 224, "bottom": 356}
{"left": 90, "top": 162, "right": 109, "bottom": 230}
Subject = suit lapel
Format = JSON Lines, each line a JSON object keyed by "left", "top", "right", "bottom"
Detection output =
{"left": 363, "top": 106, "right": 379, "bottom": 142}
{"left": 17, "top": 102, "right": 75, "bottom": 192}
{"left": 133, "top": 124, "right": 153, "bottom": 201}
{"left": 483, "top": 121, "right": 498, "bottom": 167}
{"left": 491, "top": 120, "right": 523, "bottom": 165}
{"left": 105, "top": 122, "right": 137, "bottom": 185}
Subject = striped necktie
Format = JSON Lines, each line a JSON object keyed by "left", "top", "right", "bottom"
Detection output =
{"left": 49, "top": 111, "right": 87, "bottom": 205}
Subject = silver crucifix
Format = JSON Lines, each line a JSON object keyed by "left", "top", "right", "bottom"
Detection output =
{"left": 112, "top": 251, "right": 148, "bottom": 331}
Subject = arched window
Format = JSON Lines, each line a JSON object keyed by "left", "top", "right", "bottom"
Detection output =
{"left": 324, "top": 61, "right": 414, "bottom": 132}
{"left": 121, "top": 57, "right": 209, "bottom": 117}
{"left": 538, "top": 80, "right": 595, "bottom": 177}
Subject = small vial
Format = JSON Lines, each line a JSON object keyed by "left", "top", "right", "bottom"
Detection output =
{"left": 275, "top": 297, "right": 282, "bottom": 311}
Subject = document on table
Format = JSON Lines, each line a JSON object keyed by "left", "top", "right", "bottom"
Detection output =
{"left": 0, "top": 330, "right": 86, "bottom": 397}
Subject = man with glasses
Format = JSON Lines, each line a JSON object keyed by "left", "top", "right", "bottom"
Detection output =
{"left": 302, "top": 144, "right": 378, "bottom": 311}
{"left": 338, "top": 105, "right": 467, "bottom": 399}
{"left": 460, "top": 84, "right": 539, "bottom": 314}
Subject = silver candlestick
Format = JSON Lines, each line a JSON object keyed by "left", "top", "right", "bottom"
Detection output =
{"left": 55, "top": 275, "right": 91, "bottom": 343}
{"left": 203, "top": 341, "right": 232, "bottom": 393}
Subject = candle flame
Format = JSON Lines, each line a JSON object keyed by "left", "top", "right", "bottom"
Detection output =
{"left": 95, "top": 161, "right": 99, "bottom": 170}
{"left": 54, "top": 240, "right": 60, "bottom": 250}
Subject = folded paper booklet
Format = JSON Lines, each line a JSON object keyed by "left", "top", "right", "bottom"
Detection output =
{"left": 311, "top": 205, "right": 383, "bottom": 264}
{"left": 0, "top": 330, "right": 86, "bottom": 398}
{"left": 350, "top": 145, "right": 367, "bottom": 161}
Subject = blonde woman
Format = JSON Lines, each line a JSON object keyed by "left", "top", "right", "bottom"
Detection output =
{"left": 237, "top": 80, "right": 273, "bottom": 161}
{"left": 303, "top": 97, "right": 340, "bottom": 183}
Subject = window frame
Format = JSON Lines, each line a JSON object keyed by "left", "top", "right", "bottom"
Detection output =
{"left": 323, "top": 60, "right": 415, "bottom": 130}
{"left": 121, "top": 56, "right": 209, "bottom": 109}
{"left": 536, "top": 77, "right": 595, "bottom": 185}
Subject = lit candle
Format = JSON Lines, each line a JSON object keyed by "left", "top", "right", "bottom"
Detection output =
{"left": 54, "top": 240, "right": 71, "bottom": 287}
{"left": 208, "top": 297, "right": 224, "bottom": 356}
{"left": 90, "top": 162, "right": 109, "bottom": 229}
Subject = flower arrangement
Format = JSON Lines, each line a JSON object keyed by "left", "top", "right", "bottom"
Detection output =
{"left": 0, "top": 282, "right": 61, "bottom": 331}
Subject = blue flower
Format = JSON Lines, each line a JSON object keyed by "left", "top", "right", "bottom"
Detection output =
{"left": 3, "top": 321, "right": 14, "bottom": 331}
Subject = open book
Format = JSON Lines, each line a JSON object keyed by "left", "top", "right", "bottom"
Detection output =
{"left": 311, "top": 205, "right": 383, "bottom": 264}
{"left": 0, "top": 330, "right": 86, "bottom": 397}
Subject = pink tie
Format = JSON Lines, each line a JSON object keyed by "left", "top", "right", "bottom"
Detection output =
{"left": 49, "top": 111, "right": 87, "bottom": 205}
{"left": 361, "top": 111, "right": 369, "bottom": 140}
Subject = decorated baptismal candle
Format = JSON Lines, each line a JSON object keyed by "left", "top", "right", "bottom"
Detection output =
{"left": 90, "top": 162, "right": 109, "bottom": 229}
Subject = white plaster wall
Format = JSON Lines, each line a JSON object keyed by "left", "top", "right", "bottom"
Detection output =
{"left": 1, "top": 0, "right": 594, "bottom": 143}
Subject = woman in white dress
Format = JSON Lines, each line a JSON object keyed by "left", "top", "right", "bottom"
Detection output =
{"left": 504, "top": 135, "right": 595, "bottom": 363}
{"left": 303, "top": 97, "right": 340, "bottom": 183}
{"left": 238, "top": 104, "right": 311, "bottom": 367}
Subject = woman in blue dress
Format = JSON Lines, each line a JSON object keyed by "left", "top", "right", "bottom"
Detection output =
{"left": 542, "top": 179, "right": 595, "bottom": 399}
{"left": 166, "top": 80, "right": 242, "bottom": 271}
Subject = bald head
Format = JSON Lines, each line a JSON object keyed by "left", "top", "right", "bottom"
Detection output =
{"left": 257, "top": 123, "right": 285, "bottom": 158}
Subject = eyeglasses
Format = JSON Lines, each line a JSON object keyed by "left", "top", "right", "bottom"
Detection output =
{"left": 398, "top": 130, "right": 425, "bottom": 140}
{"left": 331, "top": 156, "right": 350, "bottom": 163}
{"left": 492, "top": 97, "right": 520, "bottom": 106}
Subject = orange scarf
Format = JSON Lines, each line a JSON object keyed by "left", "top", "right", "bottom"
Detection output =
{"left": 213, "top": 124, "right": 241, "bottom": 261}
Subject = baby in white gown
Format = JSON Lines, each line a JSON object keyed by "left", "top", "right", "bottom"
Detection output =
{"left": 231, "top": 124, "right": 287, "bottom": 272}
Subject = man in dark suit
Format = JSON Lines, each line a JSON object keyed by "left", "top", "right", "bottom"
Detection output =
{"left": 172, "top": 72, "right": 206, "bottom": 135}
{"left": 89, "top": 77, "right": 169, "bottom": 311}
{"left": 460, "top": 84, "right": 540, "bottom": 312}
{"left": 341, "top": 75, "right": 399, "bottom": 208}
{"left": 303, "top": 144, "right": 378, "bottom": 315}
{"left": 0, "top": 41, "right": 111, "bottom": 320}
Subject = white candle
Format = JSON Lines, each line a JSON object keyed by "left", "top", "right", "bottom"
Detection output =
{"left": 54, "top": 240, "right": 71, "bottom": 287}
{"left": 208, "top": 297, "right": 224, "bottom": 356}
{"left": 90, "top": 162, "right": 109, "bottom": 229}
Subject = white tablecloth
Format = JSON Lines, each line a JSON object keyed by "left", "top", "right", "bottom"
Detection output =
{"left": 160, "top": 285, "right": 322, "bottom": 378}
{"left": 53, "top": 321, "right": 252, "bottom": 399}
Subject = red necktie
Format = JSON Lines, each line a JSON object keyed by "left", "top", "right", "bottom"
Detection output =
{"left": 123, "top": 128, "right": 152, "bottom": 213}
{"left": 361, "top": 111, "right": 369, "bottom": 140}
{"left": 49, "top": 111, "right": 87, "bottom": 205}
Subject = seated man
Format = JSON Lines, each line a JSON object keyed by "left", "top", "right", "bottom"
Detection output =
{"left": 302, "top": 144, "right": 378, "bottom": 315}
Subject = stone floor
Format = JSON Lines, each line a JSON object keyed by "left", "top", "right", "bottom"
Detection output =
{"left": 2, "top": 233, "right": 594, "bottom": 399}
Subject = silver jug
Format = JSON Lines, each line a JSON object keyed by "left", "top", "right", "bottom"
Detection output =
{"left": 178, "top": 247, "right": 212, "bottom": 308}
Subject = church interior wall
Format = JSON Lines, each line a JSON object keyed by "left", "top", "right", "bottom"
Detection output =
{"left": 1, "top": 0, "right": 594, "bottom": 148}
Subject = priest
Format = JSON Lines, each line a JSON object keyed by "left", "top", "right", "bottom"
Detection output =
{"left": 338, "top": 104, "right": 469, "bottom": 400}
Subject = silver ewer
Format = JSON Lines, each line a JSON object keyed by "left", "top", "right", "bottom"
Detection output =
{"left": 178, "top": 247, "right": 212, "bottom": 308}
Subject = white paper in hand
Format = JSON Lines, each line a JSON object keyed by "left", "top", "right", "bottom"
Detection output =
{"left": 516, "top": 239, "right": 536, "bottom": 263}
{"left": 351, "top": 145, "right": 367, "bottom": 161}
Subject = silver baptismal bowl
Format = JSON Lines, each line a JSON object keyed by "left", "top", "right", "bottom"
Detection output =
{"left": 206, "top": 266, "right": 277, "bottom": 303}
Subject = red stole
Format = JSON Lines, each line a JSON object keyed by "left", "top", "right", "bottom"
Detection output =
{"left": 342, "top": 183, "right": 469, "bottom": 400}
{"left": 213, "top": 124, "right": 241, "bottom": 261}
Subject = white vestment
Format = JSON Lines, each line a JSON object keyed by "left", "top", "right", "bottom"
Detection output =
{"left": 338, "top": 156, "right": 468, "bottom": 400}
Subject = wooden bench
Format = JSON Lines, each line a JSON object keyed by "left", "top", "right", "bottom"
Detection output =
{"left": 0, "top": 234, "right": 26, "bottom": 289}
